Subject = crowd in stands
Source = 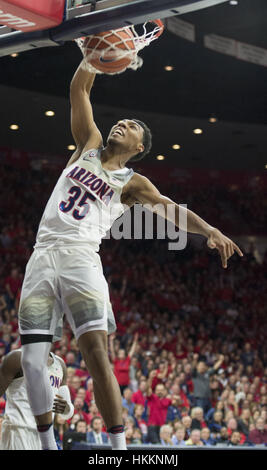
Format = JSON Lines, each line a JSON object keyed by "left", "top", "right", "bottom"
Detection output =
{"left": 0, "top": 163, "right": 267, "bottom": 447}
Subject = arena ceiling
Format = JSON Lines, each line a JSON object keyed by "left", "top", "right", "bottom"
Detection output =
{"left": 0, "top": 0, "right": 266, "bottom": 170}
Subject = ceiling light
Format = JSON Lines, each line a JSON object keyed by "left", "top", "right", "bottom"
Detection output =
{"left": 10, "top": 124, "right": 19, "bottom": 130}
{"left": 164, "top": 66, "right": 174, "bottom": 72}
{"left": 193, "top": 128, "right": 203, "bottom": 135}
{"left": 265, "top": 164, "right": 267, "bottom": 169}
{"left": 172, "top": 144, "right": 181, "bottom": 150}
{"left": 229, "top": 0, "right": 238, "bottom": 5}
{"left": 10, "top": 53, "right": 18, "bottom": 57}
{"left": 156, "top": 155, "right": 165, "bottom": 160}
{"left": 209, "top": 117, "right": 217, "bottom": 123}
{"left": 67, "top": 145, "right": 76, "bottom": 150}
{"left": 45, "top": 110, "right": 55, "bottom": 116}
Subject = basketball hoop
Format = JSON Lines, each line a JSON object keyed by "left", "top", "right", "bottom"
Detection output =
{"left": 76, "top": 19, "right": 164, "bottom": 75}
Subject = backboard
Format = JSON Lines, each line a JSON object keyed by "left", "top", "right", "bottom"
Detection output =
{"left": 0, "top": 0, "right": 229, "bottom": 57}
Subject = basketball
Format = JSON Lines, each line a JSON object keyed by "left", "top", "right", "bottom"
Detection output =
{"left": 83, "top": 28, "right": 136, "bottom": 74}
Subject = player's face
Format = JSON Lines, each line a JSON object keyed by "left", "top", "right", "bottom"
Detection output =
{"left": 107, "top": 119, "right": 144, "bottom": 155}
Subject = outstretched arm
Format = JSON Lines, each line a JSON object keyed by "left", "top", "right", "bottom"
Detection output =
{"left": 67, "top": 62, "right": 103, "bottom": 167}
{"left": 128, "top": 333, "right": 139, "bottom": 359}
{"left": 213, "top": 354, "right": 224, "bottom": 371}
{"left": 129, "top": 173, "right": 243, "bottom": 269}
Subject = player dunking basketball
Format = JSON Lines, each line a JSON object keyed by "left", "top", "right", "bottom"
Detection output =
{"left": 18, "top": 62, "right": 243, "bottom": 450}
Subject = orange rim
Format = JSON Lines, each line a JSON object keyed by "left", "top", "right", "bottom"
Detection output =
{"left": 150, "top": 19, "right": 164, "bottom": 38}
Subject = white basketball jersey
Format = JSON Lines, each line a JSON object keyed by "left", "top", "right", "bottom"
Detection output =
{"left": 35, "top": 148, "right": 134, "bottom": 251}
{"left": 3, "top": 352, "right": 63, "bottom": 429}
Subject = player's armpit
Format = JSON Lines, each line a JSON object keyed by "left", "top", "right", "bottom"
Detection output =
{"left": 0, "top": 351, "right": 22, "bottom": 396}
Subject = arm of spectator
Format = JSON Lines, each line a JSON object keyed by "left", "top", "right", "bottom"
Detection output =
{"left": 212, "top": 354, "right": 224, "bottom": 372}
{"left": 129, "top": 333, "right": 139, "bottom": 359}
{"left": 120, "top": 277, "right": 127, "bottom": 297}
{"left": 0, "top": 351, "right": 22, "bottom": 396}
{"left": 146, "top": 370, "right": 156, "bottom": 397}
{"left": 157, "top": 362, "right": 169, "bottom": 380}
{"left": 109, "top": 333, "right": 116, "bottom": 362}
{"left": 191, "top": 353, "right": 199, "bottom": 376}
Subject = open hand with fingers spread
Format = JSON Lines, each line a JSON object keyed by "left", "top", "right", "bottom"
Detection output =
{"left": 207, "top": 228, "right": 243, "bottom": 269}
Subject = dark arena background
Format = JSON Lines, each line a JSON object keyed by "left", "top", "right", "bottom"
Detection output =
{"left": 0, "top": 0, "right": 266, "bottom": 463}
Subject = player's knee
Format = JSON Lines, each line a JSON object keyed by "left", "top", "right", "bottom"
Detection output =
{"left": 21, "top": 346, "right": 47, "bottom": 378}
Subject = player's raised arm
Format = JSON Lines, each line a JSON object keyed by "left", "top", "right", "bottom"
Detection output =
{"left": 67, "top": 62, "right": 103, "bottom": 167}
{"left": 130, "top": 173, "right": 243, "bottom": 269}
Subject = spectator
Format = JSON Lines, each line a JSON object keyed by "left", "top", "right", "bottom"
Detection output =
{"left": 227, "top": 417, "right": 246, "bottom": 444}
{"left": 241, "top": 343, "right": 254, "bottom": 367}
{"left": 172, "top": 426, "right": 186, "bottom": 446}
{"left": 181, "top": 415, "right": 192, "bottom": 440}
{"left": 132, "top": 428, "right": 142, "bottom": 444}
{"left": 185, "top": 429, "right": 204, "bottom": 446}
{"left": 237, "top": 409, "right": 252, "bottom": 437}
{"left": 76, "top": 420, "right": 87, "bottom": 433}
{"left": 4, "top": 268, "right": 22, "bottom": 308}
{"left": 54, "top": 414, "right": 69, "bottom": 447}
{"left": 208, "top": 410, "right": 225, "bottom": 434}
{"left": 191, "top": 353, "right": 224, "bottom": 414}
{"left": 109, "top": 333, "right": 139, "bottom": 394}
{"left": 65, "top": 351, "right": 80, "bottom": 368}
{"left": 69, "top": 376, "right": 82, "bottom": 401}
{"left": 74, "top": 359, "right": 90, "bottom": 386}
{"left": 131, "top": 377, "right": 147, "bottom": 407}
{"left": 146, "top": 371, "right": 173, "bottom": 444}
{"left": 248, "top": 418, "right": 267, "bottom": 445}
{"left": 200, "top": 427, "right": 215, "bottom": 446}
{"left": 88, "top": 402, "right": 101, "bottom": 424}
{"left": 159, "top": 424, "right": 174, "bottom": 446}
{"left": 129, "top": 356, "right": 140, "bottom": 391}
{"left": 125, "top": 427, "right": 134, "bottom": 445}
{"left": 86, "top": 417, "right": 109, "bottom": 445}
{"left": 228, "top": 431, "right": 242, "bottom": 446}
{"left": 191, "top": 407, "right": 207, "bottom": 430}
{"left": 169, "top": 383, "right": 190, "bottom": 413}
{"left": 122, "top": 388, "right": 135, "bottom": 416}
{"left": 73, "top": 397, "right": 90, "bottom": 424}
{"left": 133, "top": 404, "right": 148, "bottom": 439}
{"left": 63, "top": 419, "right": 87, "bottom": 450}
{"left": 216, "top": 426, "right": 229, "bottom": 445}
{"left": 76, "top": 388, "right": 90, "bottom": 413}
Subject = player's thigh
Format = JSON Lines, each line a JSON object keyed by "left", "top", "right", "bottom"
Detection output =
{"left": 59, "top": 247, "right": 111, "bottom": 337}
{"left": 19, "top": 249, "right": 61, "bottom": 336}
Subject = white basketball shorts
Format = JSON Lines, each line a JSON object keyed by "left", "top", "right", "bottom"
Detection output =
{"left": 18, "top": 245, "right": 116, "bottom": 341}
{"left": 0, "top": 421, "right": 42, "bottom": 450}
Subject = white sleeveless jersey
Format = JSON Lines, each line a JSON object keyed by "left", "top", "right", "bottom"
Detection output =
{"left": 35, "top": 148, "right": 134, "bottom": 251}
{"left": 3, "top": 352, "right": 63, "bottom": 429}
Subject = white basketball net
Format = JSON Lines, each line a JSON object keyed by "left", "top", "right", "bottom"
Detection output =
{"left": 76, "top": 20, "right": 164, "bottom": 75}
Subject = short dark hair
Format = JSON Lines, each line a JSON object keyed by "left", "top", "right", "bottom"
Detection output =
{"left": 91, "top": 416, "right": 102, "bottom": 426}
{"left": 129, "top": 119, "right": 152, "bottom": 162}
